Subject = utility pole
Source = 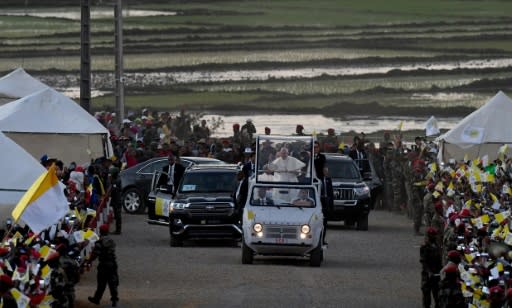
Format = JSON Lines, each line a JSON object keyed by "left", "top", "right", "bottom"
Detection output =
{"left": 114, "top": 0, "right": 125, "bottom": 126}
{"left": 80, "top": 0, "right": 91, "bottom": 112}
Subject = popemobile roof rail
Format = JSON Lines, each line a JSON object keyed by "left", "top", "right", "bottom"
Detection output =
{"left": 255, "top": 135, "right": 316, "bottom": 186}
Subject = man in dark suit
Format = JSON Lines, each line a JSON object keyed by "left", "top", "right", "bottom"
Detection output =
{"left": 313, "top": 141, "right": 326, "bottom": 179}
{"left": 236, "top": 148, "right": 255, "bottom": 209}
{"left": 253, "top": 187, "right": 274, "bottom": 205}
{"left": 157, "top": 153, "right": 185, "bottom": 196}
{"left": 320, "top": 170, "right": 334, "bottom": 245}
{"left": 349, "top": 136, "right": 367, "bottom": 161}
{"left": 314, "top": 141, "right": 333, "bottom": 245}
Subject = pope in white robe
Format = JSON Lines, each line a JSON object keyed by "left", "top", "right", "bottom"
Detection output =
{"left": 272, "top": 147, "right": 306, "bottom": 183}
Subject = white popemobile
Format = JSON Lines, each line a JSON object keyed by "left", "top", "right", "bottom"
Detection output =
{"left": 241, "top": 135, "right": 325, "bottom": 266}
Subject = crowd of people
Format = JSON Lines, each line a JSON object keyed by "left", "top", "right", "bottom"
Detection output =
{"left": 5, "top": 106, "right": 512, "bottom": 307}
{"left": 0, "top": 152, "right": 121, "bottom": 307}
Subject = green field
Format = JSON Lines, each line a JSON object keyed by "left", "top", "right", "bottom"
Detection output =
{"left": 0, "top": 0, "right": 511, "bottom": 115}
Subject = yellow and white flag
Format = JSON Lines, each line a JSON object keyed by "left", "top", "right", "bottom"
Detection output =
{"left": 10, "top": 288, "right": 30, "bottom": 308}
{"left": 11, "top": 165, "right": 68, "bottom": 233}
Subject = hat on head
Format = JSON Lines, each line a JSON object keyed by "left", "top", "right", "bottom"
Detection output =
{"left": 99, "top": 224, "right": 109, "bottom": 235}
{"left": 459, "top": 208, "right": 471, "bottom": 218}
{"left": 0, "top": 275, "right": 13, "bottom": 288}
{"left": 265, "top": 127, "right": 271, "bottom": 133}
{"left": 296, "top": 124, "right": 304, "bottom": 130}
{"left": 0, "top": 247, "right": 9, "bottom": 257}
{"left": 246, "top": 118, "right": 252, "bottom": 123}
{"left": 233, "top": 123, "right": 240, "bottom": 129}
{"left": 243, "top": 147, "right": 254, "bottom": 154}
{"left": 434, "top": 201, "right": 443, "bottom": 212}
{"left": 327, "top": 128, "right": 335, "bottom": 134}
{"left": 447, "top": 250, "right": 460, "bottom": 260}
{"left": 221, "top": 139, "right": 230, "bottom": 145}
{"left": 426, "top": 226, "right": 438, "bottom": 236}
{"left": 442, "top": 263, "right": 458, "bottom": 273}
{"left": 490, "top": 285, "right": 504, "bottom": 298}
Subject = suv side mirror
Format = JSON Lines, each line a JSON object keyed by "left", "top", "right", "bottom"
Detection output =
{"left": 362, "top": 172, "right": 372, "bottom": 181}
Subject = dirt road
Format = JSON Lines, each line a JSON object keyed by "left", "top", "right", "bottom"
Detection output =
{"left": 75, "top": 210, "right": 423, "bottom": 308}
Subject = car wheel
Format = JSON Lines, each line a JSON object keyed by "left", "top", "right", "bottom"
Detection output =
{"left": 122, "top": 188, "right": 145, "bottom": 214}
{"left": 345, "top": 219, "right": 355, "bottom": 228}
{"left": 242, "top": 241, "right": 253, "bottom": 264}
{"left": 309, "top": 241, "right": 323, "bottom": 267}
{"left": 356, "top": 213, "right": 369, "bottom": 231}
{"left": 170, "top": 233, "right": 183, "bottom": 247}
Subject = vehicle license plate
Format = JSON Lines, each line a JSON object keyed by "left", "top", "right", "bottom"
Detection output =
{"left": 275, "top": 237, "right": 286, "bottom": 244}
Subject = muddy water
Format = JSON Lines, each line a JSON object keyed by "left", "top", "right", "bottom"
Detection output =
{"left": 203, "top": 114, "right": 459, "bottom": 138}
{"left": 157, "top": 58, "right": 512, "bottom": 84}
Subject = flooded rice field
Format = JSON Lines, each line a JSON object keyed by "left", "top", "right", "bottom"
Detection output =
{"left": 204, "top": 114, "right": 458, "bottom": 138}
{"left": 1, "top": 1, "right": 511, "bottom": 132}
{"left": 0, "top": 9, "right": 176, "bottom": 20}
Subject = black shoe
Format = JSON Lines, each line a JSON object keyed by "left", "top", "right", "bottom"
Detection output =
{"left": 88, "top": 296, "right": 100, "bottom": 305}
{"left": 112, "top": 300, "right": 117, "bottom": 307}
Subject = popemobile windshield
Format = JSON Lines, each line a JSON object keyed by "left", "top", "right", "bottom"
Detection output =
{"left": 241, "top": 135, "right": 326, "bottom": 266}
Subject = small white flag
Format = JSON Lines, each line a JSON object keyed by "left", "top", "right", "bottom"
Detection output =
{"left": 425, "top": 116, "right": 440, "bottom": 136}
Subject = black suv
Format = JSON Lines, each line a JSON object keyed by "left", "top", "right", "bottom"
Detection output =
{"left": 323, "top": 153, "right": 371, "bottom": 230}
{"left": 148, "top": 164, "right": 242, "bottom": 246}
{"left": 120, "top": 156, "right": 225, "bottom": 214}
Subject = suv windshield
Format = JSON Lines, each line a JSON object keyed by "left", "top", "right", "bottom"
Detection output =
{"left": 179, "top": 171, "right": 238, "bottom": 193}
{"left": 327, "top": 160, "right": 361, "bottom": 180}
{"left": 251, "top": 186, "right": 316, "bottom": 208}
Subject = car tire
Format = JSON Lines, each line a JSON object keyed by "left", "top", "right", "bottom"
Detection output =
{"left": 242, "top": 241, "right": 253, "bottom": 264}
{"left": 170, "top": 233, "right": 183, "bottom": 247}
{"left": 356, "top": 213, "right": 369, "bottom": 231}
{"left": 309, "top": 241, "right": 323, "bottom": 267}
{"left": 345, "top": 219, "right": 355, "bottom": 228}
{"left": 122, "top": 188, "right": 145, "bottom": 214}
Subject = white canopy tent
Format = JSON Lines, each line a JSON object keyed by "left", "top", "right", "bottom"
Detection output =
{"left": 0, "top": 67, "right": 48, "bottom": 105}
{"left": 0, "top": 131, "right": 47, "bottom": 221}
{"left": 436, "top": 91, "right": 512, "bottom": 162}
{"left": 0, "top": 87, "right": 112, "bottom": 165}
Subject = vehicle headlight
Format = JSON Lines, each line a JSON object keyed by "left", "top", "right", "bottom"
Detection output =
{"left": 354, "top": 185, "right": 370, "bottom": 196}
{"left": 171, "top": 202, "right": 187, "bottom": 210}
{"left": 253, "top": 223, "right": 263, "bottom": 233}
{"left": 301, "top": 224, "right": 310, "bottom": 234}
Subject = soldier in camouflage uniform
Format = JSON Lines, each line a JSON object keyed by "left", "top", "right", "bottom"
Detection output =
{"left": 88, "top": 224, "right": 119, "bottom": 307}
{"left": 442, "top": 216, "right": 459, "bottom": 265}
{"left": 430, "top": 203, "right": 445, "bottom": 249}
{"left": 59, "top": 248, "right": 80, "bottom": 308}
{"left": 382, "top": 142, "right": 395, "bottom": 211}
{"left": 423, "top": 183, "right": 435, "bottom": 227}
{"left": 48, "top": 252, "right": 68, "bottom": 308}
{"left": 420, "top": 227, "right": 442, "bottom": 308}
{"left": 403, "top": 153, "right": 415, "bottom": 219}
{"left": 438, "top": 263, "right": 465, "bottom": 308}
{"left": 390, "top": 138, "right": 406, "bottom": 212}
{"left": 411, "top": 155, "right": 427, "bottom": 235}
